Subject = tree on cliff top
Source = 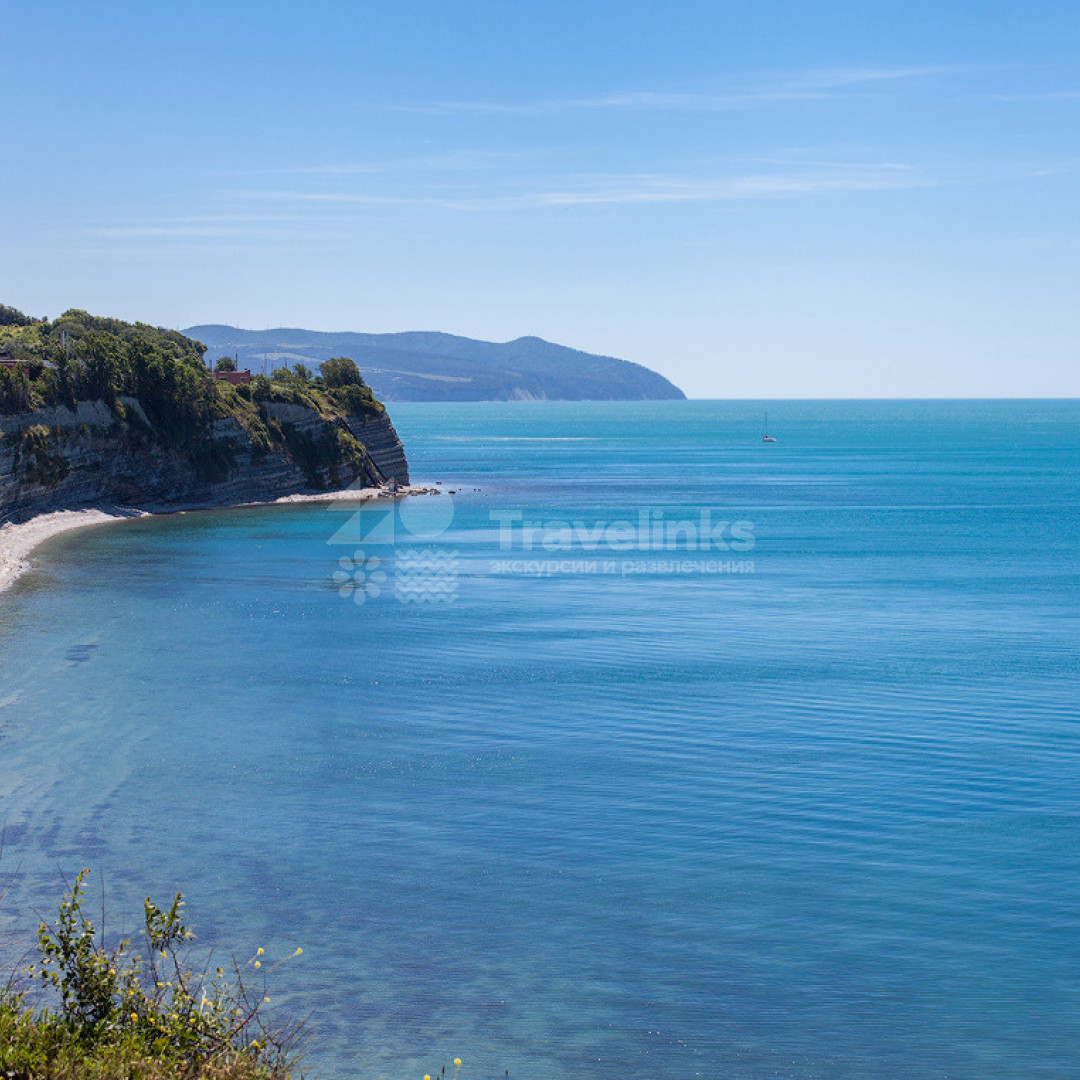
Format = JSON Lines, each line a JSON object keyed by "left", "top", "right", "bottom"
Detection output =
{"left": 320, "top": 356, "right": 366, "bottom": 388}
{"left": 0, "top": 303, "right": 37, "bottom": 327}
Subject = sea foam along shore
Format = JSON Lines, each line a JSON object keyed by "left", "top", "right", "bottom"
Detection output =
{"left": 0, "top": 485, "right": 438, "bottom": 597}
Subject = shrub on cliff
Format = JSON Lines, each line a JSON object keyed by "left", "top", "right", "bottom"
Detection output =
{"left": 319, "top": 357, "right": 363, "bottom": 389}
{"left": 328, "top": 381, "right": 380, "bottom": 416}
{"left": 0, "top": 366, "right": 32, "bottom": 413}
{"left": 317, "top": 358, "right": 380, "bottom": 416}
{"left": 12, "top": 425, "right": 70, "bottom": 487}
{"left": 2, "top": 870, "right": 303, "bottom": 1080}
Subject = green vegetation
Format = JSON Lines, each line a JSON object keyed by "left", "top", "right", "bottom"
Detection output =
{"left": 1, "top": 871, "right": 303, "bottom": 1080}
{"left": 315, "top": 357, "right": 379, "bottom": 416}
{"left": 0, "top": 304, "right": 37, "bottom": 328}
{"left": 0, "top": 309, "right": 210, "bottom": 430}
{"left": 278, "top": 421, "right": 368, "bottom": 490}
{"left": 13, "top": 425, "right": 69, "bottom": 487}
{"left": 0, "top": 305, "right": 384, "bottom": 490}
{"left": 0, "top": 306, "right": 381, "bottom": 425}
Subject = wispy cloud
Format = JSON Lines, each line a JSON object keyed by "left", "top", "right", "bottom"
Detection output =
{"left": 400, "top": 65, "right": 970, "bottom": 116}
{"left": 218, "top": 164, "right": 383, "bottom": 177}
{"left": 511, "top": 170, "right": 928, "bottom": 207}
{"left": 978, "top": 90, "right": 1080, "bottom": 102}
{"left": 207, "top": 149, "right": 549, "bottom": 180}
{"left": 237, "top": 164, "right": 928, "bottom": 212}
{"left": 82, "top": 213, "right": 339, "bottom": 239}
{"left": 749, "top": 156, "right": 917, "bottom": 171}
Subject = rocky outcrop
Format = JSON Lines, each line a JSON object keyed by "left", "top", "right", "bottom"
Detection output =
{"left": 344, "top": 412, "right": 410, "bottom": 485}
{"left": 257, "top": 402, "right": 409, "bottom": 487}
{"left": 0, "top": 399, "right": 410, "bottom": 525}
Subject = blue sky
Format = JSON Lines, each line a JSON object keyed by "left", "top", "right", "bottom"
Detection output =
{"left": 2, "top": 0, "right": 1078, "bottom": 397}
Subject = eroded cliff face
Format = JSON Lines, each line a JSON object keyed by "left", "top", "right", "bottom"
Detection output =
{"left": 0, "top": 398, "right": 409, "bottom": 524}
{"left": 344, "top": 412, "right": 410, "bottom": 484}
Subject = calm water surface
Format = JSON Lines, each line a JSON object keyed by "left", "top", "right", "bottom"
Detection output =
{"left": 1, "top": 400, "right": 1079, "bottom": 1079}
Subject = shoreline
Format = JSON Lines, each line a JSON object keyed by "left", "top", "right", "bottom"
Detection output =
{"left": 0, "top": 484, "right": 438, "bottom": 597}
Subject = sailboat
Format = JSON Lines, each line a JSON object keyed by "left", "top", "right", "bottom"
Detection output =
{"left": 761, "top": 412, "right": 776, "bottom": 442}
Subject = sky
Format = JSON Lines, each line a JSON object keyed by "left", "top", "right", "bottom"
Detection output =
{"left": 2, "top": 0, "right": 1079, "bottom": 398}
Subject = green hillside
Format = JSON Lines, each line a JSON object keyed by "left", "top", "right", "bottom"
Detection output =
{"left": 185, "top": 324, "right": 687, "bottom": 402}
{"left": 0, "top": 306, "right": 382, "bottom": 430}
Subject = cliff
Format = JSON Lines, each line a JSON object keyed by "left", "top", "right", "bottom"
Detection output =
{"left": 0, "top": 307, "right": 410, "bottom": 526}
{"left": 0, "top": 398, "right": 409, "bottom": 525}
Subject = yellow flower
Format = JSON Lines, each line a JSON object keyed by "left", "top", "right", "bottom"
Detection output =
{"left": 295, "top": 947, "right": 302, "bottom": 954}
{"left": 254, "top": 960, "right": 261, "bottom": 968}
{"left": 454, "top": 1060, "right": 462, "bottom": 1067}
{"left": 130, "top": 1013, "right": 138, "bottom": 1022}
{"left": 257, "top": 947, "right": 264, "bottom": 955}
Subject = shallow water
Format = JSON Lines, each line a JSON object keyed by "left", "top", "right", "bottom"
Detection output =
{"left": 1, "top": 400, "right": 1079, "bottom": 1079}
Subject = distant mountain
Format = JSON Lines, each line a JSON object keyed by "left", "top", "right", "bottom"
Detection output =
{"left": 183, "top": 325, "right": 686, "bottom": 402}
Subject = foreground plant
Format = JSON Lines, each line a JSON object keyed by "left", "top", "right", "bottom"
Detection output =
{"left": 1, "top": 870, "right": 304, "bottom": 1080}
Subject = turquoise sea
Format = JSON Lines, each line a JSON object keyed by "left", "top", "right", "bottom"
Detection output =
{"left": 1, "top": 400, "right": 1079, "bottom": 1079}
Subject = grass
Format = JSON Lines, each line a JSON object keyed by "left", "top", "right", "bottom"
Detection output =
{"left": 1, "top": 872, "right": 305, "bottom": 1080}
{"left": 0, "top": 1009, "right": 282, "bottom": 1080}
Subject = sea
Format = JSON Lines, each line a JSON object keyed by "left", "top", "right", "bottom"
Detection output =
{"left": 1, "top": 399, "right": 1078, "bottom": 1079}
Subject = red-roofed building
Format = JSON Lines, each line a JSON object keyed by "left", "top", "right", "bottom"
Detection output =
{"left": 0, "top": 353, "right": 32, "bottom": 378}
{"left": 211, "top": 369, "right": 253, "bottom": 385}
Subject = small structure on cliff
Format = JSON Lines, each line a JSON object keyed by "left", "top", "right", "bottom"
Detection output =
{"left": 211, "top": 369, "right": 253, "bottom": 386}
{"left": 0, "top": 352, "right": 33, "bottom": 380}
